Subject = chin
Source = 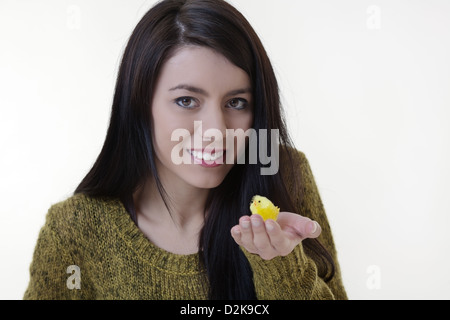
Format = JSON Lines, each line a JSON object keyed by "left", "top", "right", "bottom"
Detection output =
{"left": 184, "top": 172, "right": 228, "bottom": 189}
{"left": 182, "top": 164, "right": 234, "bottom": 190}
{"left": 189, "top": 180, "right": 223, "bottom": 189}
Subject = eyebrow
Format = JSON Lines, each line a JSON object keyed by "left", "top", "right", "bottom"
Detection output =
{"left": 169, "top": 84, "right": 252, "bottom": 97}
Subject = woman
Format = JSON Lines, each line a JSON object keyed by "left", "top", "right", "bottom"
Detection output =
{"left": 24, "top": 0, "right": 347, "bottom": 300}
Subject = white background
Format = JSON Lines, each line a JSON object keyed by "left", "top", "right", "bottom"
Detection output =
{"left": 1, "top": 0, "right": 449, "bottom": 300}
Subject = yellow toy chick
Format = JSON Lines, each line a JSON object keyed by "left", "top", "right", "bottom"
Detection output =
{"left": 250, "top": 195, "right": 280, "bottom": 221}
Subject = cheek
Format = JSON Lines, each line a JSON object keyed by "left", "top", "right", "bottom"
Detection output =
{"left": 151, "top": 103, "right": 185, "bottom": 157}
{"left": 225, "top": 111, "right": 254, "bottom": 159}
{"left": 244, "top": 113, "right": 254, "bottom": 130}
{"left": 227, "top": 110, "right": 253, "bottom": 131}
{"left": 151, "top": 103, "right": 200, "bottom": 168}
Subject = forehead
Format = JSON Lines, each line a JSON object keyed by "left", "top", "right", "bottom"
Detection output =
{"left": 156, "top": 45, "right": 251, "bottom": 93}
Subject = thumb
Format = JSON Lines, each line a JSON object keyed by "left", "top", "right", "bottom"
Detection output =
{"left": 293, "top": 218, "right": 321, "bottom": 239}
{"left": 305, "top": 220, "right": 321, "bottom": 239}
{"left": 277, "top": 212, "right": 322, "bottom": 239}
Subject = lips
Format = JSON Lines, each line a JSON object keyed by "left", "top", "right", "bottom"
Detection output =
{"left": 186, "top": 148, "right": 226, "bottom": 167}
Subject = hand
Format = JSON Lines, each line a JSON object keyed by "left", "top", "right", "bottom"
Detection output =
{"left": 230, "top": 212, "right": 321, "bottom": 260}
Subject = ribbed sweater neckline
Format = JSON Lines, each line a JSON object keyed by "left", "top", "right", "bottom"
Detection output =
{"left": 103, "top": 195, "right": 205, "bottom": 276}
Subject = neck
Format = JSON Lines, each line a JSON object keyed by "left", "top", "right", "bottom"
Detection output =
{"left": 132, "top": 159, "right": 212, "bottom": 254}
{"left": 133, "top": 174, "right": 209, "bottom": 230}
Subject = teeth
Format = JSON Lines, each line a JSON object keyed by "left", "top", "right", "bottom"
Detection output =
{"left": 188, "top": 150, "right": 223, "bottom": 161}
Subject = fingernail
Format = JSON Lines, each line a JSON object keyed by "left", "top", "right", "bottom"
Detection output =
{"left": 266, "top": 221, "right": 274, "bottom": 231}
{"left": 232, "top": 227, "right": 240, "bottom": 235}
{"left": 310, "top": 221, "right": 318, "bottom": 234}
{"left": 251, "top": 218, "right": 261, "bottom": 228}
{"left": 241, "top": 220, "right": 250, "bottom": 229}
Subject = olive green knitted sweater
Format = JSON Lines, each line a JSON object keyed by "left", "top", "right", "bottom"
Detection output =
{"left": 23, "top": 151, "right": 347, "bottom": 300}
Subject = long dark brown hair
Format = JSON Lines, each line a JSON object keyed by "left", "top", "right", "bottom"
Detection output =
{"left": 75, "top": 0, "right": 334, "bottom": 299}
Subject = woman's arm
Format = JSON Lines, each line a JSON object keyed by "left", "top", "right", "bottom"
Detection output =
{"left": 240, "top": 242, "right": 335, "bottom": 299}
{"left": 293, "top": 151, "right": 348, "bottom": 300}
{"left": 23, "top": 207, "right": 89, "bottom": 300}
{"left": 231, "top": 150, "right": 348, "bottom": 300}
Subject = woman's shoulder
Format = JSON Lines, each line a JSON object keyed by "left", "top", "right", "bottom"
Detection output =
{"left": 279, "top": 145, "right": 311, "bottom": 177}
{"left": 43, "top": 193, "right": 123, "bottom": 235}
{"left": 279, "top": 146, "right": 324, "bottom": 214}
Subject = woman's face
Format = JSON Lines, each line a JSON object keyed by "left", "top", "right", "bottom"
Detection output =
{"left": 151, "top": 46, "right": 253, "bottom": 190}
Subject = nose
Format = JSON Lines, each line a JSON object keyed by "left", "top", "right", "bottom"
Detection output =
{"left": 200, "top": 104, "right": 227, "bottom": 145}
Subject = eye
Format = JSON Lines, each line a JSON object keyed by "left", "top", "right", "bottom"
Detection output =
{"left": 175, "top": 97, "right": 199, "bottom": 109}
{"left": 258, "top": 200, "right": 261, "bottom": 203}
{"left": 227, "top": 98, "right": 248, "bottom": 110}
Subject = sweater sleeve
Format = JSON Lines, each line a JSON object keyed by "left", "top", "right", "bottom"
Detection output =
{"left": 23, "top": 205, "right": 87, "bottom": 300}
{"left": 294, "top": 151, "right": 348, "bottom": 300}
{"left": 243, "top": 149, "right": 348, "bottom": 300}
{"left": 242, "top": 244, "right": 335, "bottom": 299}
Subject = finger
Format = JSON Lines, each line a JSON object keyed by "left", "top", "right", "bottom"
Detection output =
{"left": 230, "top": 225, "right": 243, "bottom": 246}
{"left": 250, "top": 214, "right": 275, "bottom": 254}
{"left": 307, "top": 220, "right": 321, "bottom": 239}
{"left": 291, "top": 219, "right": 321, "bottom": 239}
{"left": 265, "top": 219, "right": 291, "bottom": 255}
{"left": 239, "top": 216, "right": 256, "bottom": 252}
{"left": 282, "top": 214, "right": 321, "bottom": 239}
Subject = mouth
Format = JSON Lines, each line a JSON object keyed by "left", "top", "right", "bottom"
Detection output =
{"left": 186, "top": 149, "right": 226, "bottom": 167}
